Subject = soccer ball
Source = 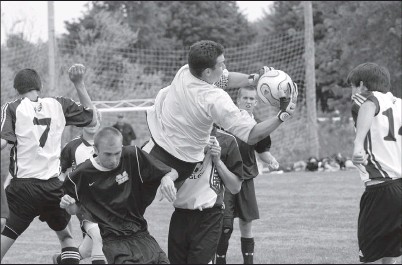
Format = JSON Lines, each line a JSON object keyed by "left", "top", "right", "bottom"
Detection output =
{"left": 256, "top": 69, "right": 293, "bottom": 108}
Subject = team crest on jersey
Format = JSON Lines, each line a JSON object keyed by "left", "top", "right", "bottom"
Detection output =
{"left": 34, "top": 103, "right": 42, "bottom": 112}
{"left": 209, "top": 168, "right": 222, "bottom": 194}
{"left": 116, "top": 171, "right": 129, "bottom": 185}
{"left": 189, "top": 162, "right": 205, "bottom": 180}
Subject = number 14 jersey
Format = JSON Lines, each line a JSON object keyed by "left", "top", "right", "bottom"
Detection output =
{"left": 1, "top": 96, "right": 93, "bottom": 180}
{"left": 351, "top": 91, "right": 401, "bottom": 182}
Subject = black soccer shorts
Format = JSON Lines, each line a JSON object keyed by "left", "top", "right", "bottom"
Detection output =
{"left": 358, "top": 178, "right": 402, "bottom": 263}
{"left": 2, "top": 177, "right": 71, "bottom": 239}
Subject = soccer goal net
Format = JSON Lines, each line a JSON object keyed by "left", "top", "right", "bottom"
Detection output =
{"left": 1, "top": 31, "right": 309, "bottom": 168}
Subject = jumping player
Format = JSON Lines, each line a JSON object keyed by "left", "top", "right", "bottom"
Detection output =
{"left": 60, "top": 127, "right": 178, "bottom": 264}
{"left": 216, "top": 86, "right": 279, "bottom": 264}
{"left": 143, "top": 40, "right": 297, "bottom": 184}
{"left": 347, "top": 62, "right": 401, "bottom": 264}
{"left": 164, "top": 126, "right": 243, "bottom": 264}
{"left": 1, "top": 65, "right": 98, "bottom": 264}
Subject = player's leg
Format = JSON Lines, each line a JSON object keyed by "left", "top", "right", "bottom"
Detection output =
{"left": 187, "top": 207, "right": 224, "bottom": 264}
{"left": 216, "top": 190, "right": 236, "bottom": 264}
{"left": 168, "top": 209, "right": 190, "bottom": 263}
{"left": 83, "top": 222, "right": 106, "bottom": 264}
{"left": 79, "top": 234, "right": 93, "bottom": 260}
{"left": 1, "top": 179, "right": 37, "bottom": 260}
{"left": 40, "top": 178, "right": 80, "bottom": 264}
{"left": 237, "top": 179, "right": 259, "bottom": 264}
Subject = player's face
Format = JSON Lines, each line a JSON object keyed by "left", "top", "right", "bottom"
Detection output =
{"left": 237, "top": 89, "right": 257, "bottom": 113}
{"left": 84, "top": 120, "right": 101, "bottom": 135}
{"left": 95, "top": 138, "right": 123, "bottom": 170}
{"left": 209, "top": 55, "right": 226, "bottom": 84}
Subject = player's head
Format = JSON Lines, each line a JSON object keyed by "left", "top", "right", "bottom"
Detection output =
{"left": 13, "top": 68, "right": 42, "bottom": 95}
{"left": 188, "top": 40, "right": 225, "bottom": 84}
{"left": 236, "top": 86, "right": 258, "bottom": 114}
{"left": 346, "top": 62, "right": 391, "bottom": 94}
{"left": 94, "top": 127, "right": 123, "bottom": 170}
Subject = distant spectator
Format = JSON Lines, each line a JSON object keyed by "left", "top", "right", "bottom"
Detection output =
{"left": 306, "top": 157, "right": 319, "bottom": 171}
{"left": 319, "top": 157, "right": 340, "bottom": 172}
{"left": 293, "top": 160, "right": 307, "bottom": 172}
{"left": 112, "top": 114, "right": 136, "bottom": 146}
{"left": 333, "top": 153, "right": 346, "bottom": 170}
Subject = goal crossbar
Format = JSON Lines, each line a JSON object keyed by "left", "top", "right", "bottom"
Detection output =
{"left": 93, "top": 99, "right": 154, "bottom": 113}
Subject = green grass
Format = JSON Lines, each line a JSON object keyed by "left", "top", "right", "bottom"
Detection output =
{"left": 1, "top": 170, "right": 365, "bottom": 264}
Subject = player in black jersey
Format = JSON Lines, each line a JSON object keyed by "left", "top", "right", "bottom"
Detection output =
{"left": 216, "top": 86, "right": 279, "bottom": 264}
{"left": 60, "top": 127, "right": 178, "bottom": 264}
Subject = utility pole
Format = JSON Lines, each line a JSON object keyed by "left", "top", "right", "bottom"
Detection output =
{"left": 48, "top": 1, "right": 55, "bottom": 90}
{"left": 303, "top": 1, "right": 319, "bottom": 157}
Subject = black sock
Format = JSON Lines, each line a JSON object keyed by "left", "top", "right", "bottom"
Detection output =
{"left": 60, "top": 247, "right": 80, "bottom": 264}
{"left": 241, "top": 237, "right": 254, "bottom": 264}
{"left": 216, "top": 228, "right": 233, "bottom": 264}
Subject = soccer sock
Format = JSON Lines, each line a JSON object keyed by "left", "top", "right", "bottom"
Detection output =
{"left": 241, "top": 237, "right": 254, "bottom": 264}
{"left": 91, "top": 255, "right": 107, "bottom": 264}
{"left": 216, "top": 230, "right": 232, "bottom": 264}
{"left": 60, "top": 247, "right": 80, "bottom": 264}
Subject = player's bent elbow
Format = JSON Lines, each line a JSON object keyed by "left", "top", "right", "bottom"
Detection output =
{"left": 227, "top": 180, "right": 242, "bottom": 195}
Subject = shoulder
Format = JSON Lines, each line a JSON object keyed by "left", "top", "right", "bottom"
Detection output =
{"left": 2, "top": 98, "right": 23, "bottom": 112}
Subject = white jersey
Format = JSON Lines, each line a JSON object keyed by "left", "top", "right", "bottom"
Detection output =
{"left": 1, "top": 96, "right": 93, "bottom": 180}
{"left": 147, "top": 64, "right": 256, "bottom": 162}
{"left": 173, "top": 128, "right": 243, "bottom": 210}
{"left": 351, "top": 91, "right": 401, "bottom": 182}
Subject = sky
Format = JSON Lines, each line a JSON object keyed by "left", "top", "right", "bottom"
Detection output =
{"left": 0, "top": 1, "right": 273, "bottom": 44}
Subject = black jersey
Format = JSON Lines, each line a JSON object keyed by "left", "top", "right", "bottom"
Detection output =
{"left": 63, "top": 146, "right": 171, "bottom": 239}
{"left": 235, "top": 119, "right": 271, "bottom": 180}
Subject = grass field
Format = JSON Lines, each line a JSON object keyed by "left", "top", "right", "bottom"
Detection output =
{"left": 1, "top": 170, "right": 366, "bottom": 264}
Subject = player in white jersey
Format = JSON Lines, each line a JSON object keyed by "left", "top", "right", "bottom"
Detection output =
{"left": 165, "top": 126, "right": 243, "bottom": 263}
{"left": 347, "top": 62, "right": 401, "bottom": 264}
{"left": 53, "top": 118, "right": 107, "bottom": 264}
{"left": 143, "top": 40, "right": 298, "bottom": 183}
{"left": 1, "top": 65, "right": 98, "bottom": 264}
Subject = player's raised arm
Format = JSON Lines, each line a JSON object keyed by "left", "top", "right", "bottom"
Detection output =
{"left": 68, "top": 64, "right": 98, "bottom": 127}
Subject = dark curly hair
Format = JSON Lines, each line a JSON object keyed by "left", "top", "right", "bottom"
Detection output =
{"left": 188, "top": 40, "right": 224, "bottom": 78}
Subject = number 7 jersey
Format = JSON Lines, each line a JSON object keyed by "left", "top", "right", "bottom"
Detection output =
{"left": 1, "top": 96, "right": 93, "bottom": 180}
{"left": 351, "top": 91, "right": 401, "bottom": 181}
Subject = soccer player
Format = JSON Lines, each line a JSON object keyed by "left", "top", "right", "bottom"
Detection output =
{"left": 166, "top": 126, "right": 243, "bottom": 264}
{"left": 53, "top": 117, "right": 106, "bottom": 264}
{"left": 143, "top": 40, "right": 297, "bottom": 183}
{"left": 60, "top": 127, "right": 178, "bottom": 264}
{"left": 0, "top": 65, "right": 98, "bottom": 263}
{"left": 347, "top": 62, "right": 401, "bottom": 264}
{"left": 216, "top": 86, "right": 279, "bottom": 264}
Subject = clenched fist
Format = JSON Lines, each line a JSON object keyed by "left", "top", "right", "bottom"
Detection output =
{"left": 68, "top": 64, "right": 86, "bottom": 84}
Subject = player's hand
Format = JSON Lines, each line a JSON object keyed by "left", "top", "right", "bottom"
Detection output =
{"left": 208, "top": 136, "right": 221, "bottom": 164}
{"left": 277, "top": 82, "right": 298, "bottom": 122}
{"left": 60, "top": 194, "right": 76, "bottom": 209}
{"left": 352, "top": 148, "right": 368, "bottom": 165}
{"left": 160, "top": 174, "right": 177, "bottom": 203}
{"left": 68, "top": 64, "right": 86, "bottom": 84}
{"left": 248, "top": 66, "right": 275, "bottom": 86}
{"left": 268, "top": 157, "right": 279, "bottom": 170}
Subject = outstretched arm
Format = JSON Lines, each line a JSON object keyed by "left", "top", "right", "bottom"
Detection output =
{"left": 68, "top": 64, "right": 98, "bottom": 127}
{"left": 257, "top": 151, "right": 279, "bottom": 170}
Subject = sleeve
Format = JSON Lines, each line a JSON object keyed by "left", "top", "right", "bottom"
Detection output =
{"left": 62, "top": 170, "right": 81, "bottom": 202}
{"left": 222, "top": 138, "right": 244, "bottom": 180}
{"left": 366, "top": 94, "right": 380, "bottom": 116}
{"left": 60, "top": 142, "right": 74, "bottom": 173}
{"left": 132, "top": 147, "right": 172, "bottom": 183}
{"left": 255, "top": 135, "right": 271, "bottom": 153}
{"left": 206, "top": 90, "right": 256, "bottom": 143}
{"left": 1, "top": 102, "right": 17, "bottom": 143}
{"left": 55, "top": 97, "right": 93, "bottom": 127}
{"left": 1, "top": 182, "right": 9, "bottom": 219}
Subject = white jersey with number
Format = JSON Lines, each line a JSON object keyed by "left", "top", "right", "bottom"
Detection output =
{"left": 147, "top": 64, "right": 256, "bottom": 163}
{"left": 1, "top": 96, "right": 93, "bottom": 180}
{"left": 351, "top": 91, "right": 401, "bottom": 182}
